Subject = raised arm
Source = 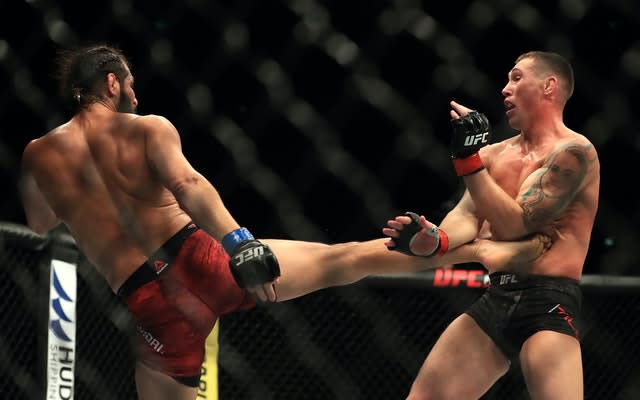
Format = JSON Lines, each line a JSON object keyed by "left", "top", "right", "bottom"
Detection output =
{"left": 142, "top": 115, "right": 281, "bottom": 300}
{"left": 464, "top": 141, "right": 597, "bottom": 240}
{"left": 447, "top": 100, "right": 598, "bottom": 240}
{"left": 142, "top": 115, "right": 240, "bottom": 240}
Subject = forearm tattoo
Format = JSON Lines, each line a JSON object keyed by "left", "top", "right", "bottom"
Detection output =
{"left": 518, "top": 143, "right": 596, "bottom": 229}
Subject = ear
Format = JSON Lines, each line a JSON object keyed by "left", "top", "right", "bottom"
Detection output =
{"left": 543, "top": 76, "right": 557, "bottom": 96}
{"left": 106, "top": 72, "right": 119, "bottom": 96}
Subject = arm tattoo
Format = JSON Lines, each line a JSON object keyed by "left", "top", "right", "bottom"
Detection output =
{"left": 518, "top": 143, "right": 595, "bottom": 229}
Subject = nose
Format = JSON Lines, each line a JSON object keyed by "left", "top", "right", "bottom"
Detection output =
{"left": 501, "top": 82, "right": 511, "bottom": 97}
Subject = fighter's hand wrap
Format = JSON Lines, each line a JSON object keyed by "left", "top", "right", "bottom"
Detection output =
{"left": 388, "top": 212, "right": 449, "bottom": 257}
{"left": 222, "top": 228, "right": 281, "bottom": 288}
{"left": 450, "top": 111, "right": 492, "bottom": 176}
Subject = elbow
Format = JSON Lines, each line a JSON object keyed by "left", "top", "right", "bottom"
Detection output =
{"left": 168, "top": 173, "right": 220, "bottom": 214}
{"left": 24, "top": 208, "right": 59, "bottom": 236}
{"left": 170, "top": 174, "right": 204, "bottom": 199}
{"left": 29, "top": 225, "right": 48, "bottom": 236}
{"left": 491, "top": 219, "right": 532, "bottom": 241}
{"left": 27, "top": 219, "right": 58, "bottom": 236}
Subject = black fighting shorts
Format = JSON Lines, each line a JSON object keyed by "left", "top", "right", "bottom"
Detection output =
{"left": 465, "top": 271, "right": 582, "bottom": 359}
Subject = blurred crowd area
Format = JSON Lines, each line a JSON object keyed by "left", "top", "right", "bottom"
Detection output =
{"left": 1, "top": 0, "right": 639, "bottom": 275}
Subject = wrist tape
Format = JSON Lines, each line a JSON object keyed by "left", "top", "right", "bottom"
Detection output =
{"left": 222, "top": 227, "right": 255, "bottom": 254}
{"left": 433, "top": 227, "right": 449, "bottom": 256}
{"left": 452, "top": 153, "right": 485, "bottom": 176}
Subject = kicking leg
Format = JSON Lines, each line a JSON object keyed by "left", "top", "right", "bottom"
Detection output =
{"left": 261, "top": 233, "right": 549, "bottom": 302}
{"left": 263, "top": 238, "right": 430, "bottom": 301}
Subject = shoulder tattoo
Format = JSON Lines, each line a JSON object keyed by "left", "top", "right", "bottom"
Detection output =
{"left": 519, "top": 142, "right": 596, "bottom": 228}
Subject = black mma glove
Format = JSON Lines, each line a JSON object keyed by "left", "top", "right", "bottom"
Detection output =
{"left": 222, "top": 227, "right": 281, "bottom": 288}
{"left": 387, "top": 212, "right": 449, "bottom": 257}
{"left": 450, "top": 111, "right": 492, "bottom": 176}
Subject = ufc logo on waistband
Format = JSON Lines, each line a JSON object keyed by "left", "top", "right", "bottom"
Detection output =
{"left": 464, "top": 132, "right": 489, "bottom": 146}
{"left": 234, "top": 246, "right": 264, "bottom": 265}
{"left": 499, "top": 274, "right": 518, "bottom": 285}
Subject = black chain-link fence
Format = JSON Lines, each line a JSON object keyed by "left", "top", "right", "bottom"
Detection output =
{"left": 0, "top": 225, "right": 45, "bottom": 400}
{"left": 0, "top": 224, "right": 136, "bottom": 400}
{"left": 219, "top": 282, "right": 640, "bottom": 400}
{"left": 2, "top": 223, "right": 639, "bottom": 400}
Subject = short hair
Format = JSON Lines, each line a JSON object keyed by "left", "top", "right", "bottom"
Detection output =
{"left": 516, "top": 51, "right": 574, "bottom": 103}
{"left": 55, "top": 44, "right": 131, "bottom": 113}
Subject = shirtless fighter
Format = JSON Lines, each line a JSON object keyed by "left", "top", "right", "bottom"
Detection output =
{"left": 385, "top": 51, "right": 599, "bottom": 400}
{"left": 21, "top": 44, "right": 549, "bottom": 400}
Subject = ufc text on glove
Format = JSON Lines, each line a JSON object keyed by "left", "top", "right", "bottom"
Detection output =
{"left": 229, "top": 241, "right": 280, "bottom": 288}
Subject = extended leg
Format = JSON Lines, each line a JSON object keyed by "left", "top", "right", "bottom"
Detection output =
{"left": 263, "top": 234, "right": 549, "bottom": 302}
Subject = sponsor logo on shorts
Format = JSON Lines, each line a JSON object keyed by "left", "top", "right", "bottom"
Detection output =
{"left": 153, "top": 260, "right": 169, "bottom": 274}
{"left": 548, "top": 304, "right": 580, "bottom": 339}
{"left": 137, "top": 325, "right": 165, "bottom": 354}
{"left": 499, "top": 274, "right": 519, "bottom": 285}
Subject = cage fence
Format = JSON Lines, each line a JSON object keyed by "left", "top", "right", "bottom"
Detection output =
{"left": 1, "top": 223, "right": 639, "bottom": 400}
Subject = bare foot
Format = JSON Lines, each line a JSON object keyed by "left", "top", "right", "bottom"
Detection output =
{"left": 474, "top": 234, "right": 552, "bottom": 273}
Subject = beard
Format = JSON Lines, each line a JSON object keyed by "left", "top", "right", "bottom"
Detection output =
{"left": 116, "top": 88, "right": 137, "bottom": 114}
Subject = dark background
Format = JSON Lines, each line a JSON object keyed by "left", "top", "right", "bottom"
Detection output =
{"left": 1, "top": 0, "right": 639, "bottom": 275}
{"left": 2, "top": 2, "right": 640, "bottom": 400}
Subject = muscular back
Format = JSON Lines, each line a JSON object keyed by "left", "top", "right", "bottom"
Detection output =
{"left": 23, "top": 108, "right": 192, "bottom": 290}
{"left": 480, "top": 130, "right": 600, "bottom": 279}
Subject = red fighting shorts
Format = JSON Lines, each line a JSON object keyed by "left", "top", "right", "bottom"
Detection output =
{"left": 117, "top": 223, "right": 256, "bottom": 386}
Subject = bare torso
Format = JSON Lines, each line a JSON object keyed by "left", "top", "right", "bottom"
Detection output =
{"left": 480, "top": 131, "right": 599, "bottom": 280}
{"left": 24, "top": 108, "right": 192, "bottom": 291}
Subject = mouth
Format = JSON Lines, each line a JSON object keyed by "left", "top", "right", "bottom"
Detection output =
{"left": 504, "top": 101, "right": 516, "bottom": 116}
